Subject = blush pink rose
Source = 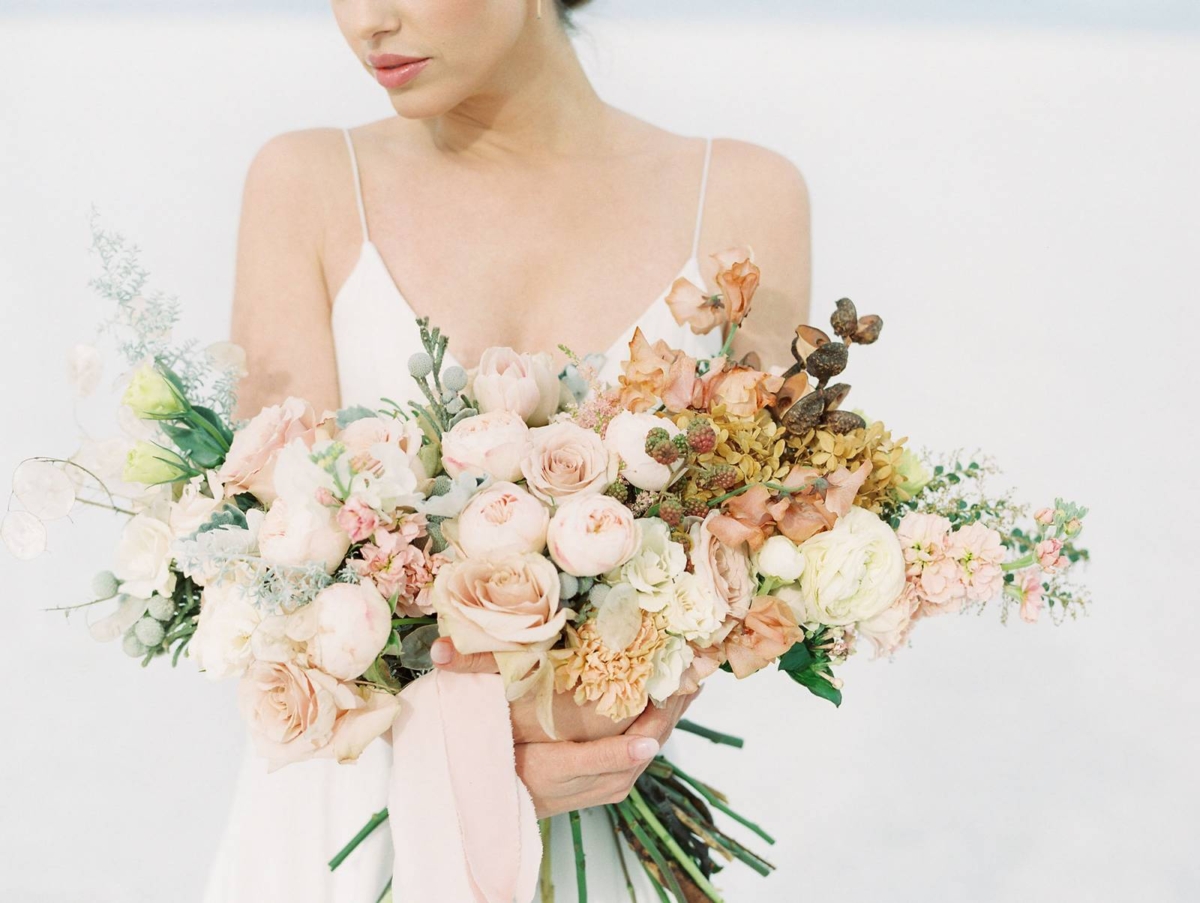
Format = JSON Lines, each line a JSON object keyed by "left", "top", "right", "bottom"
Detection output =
{"left": 336, "top": 497, "right": 381, "bottom": 543}
{"left": 305, "top": 581, "right": 393, "bottom": 680}
{"left": 431, "top": 552, "right": 566, "bottom": 654}
{"left": 520, "top": 421, "right": 613, "bottom": 504}
{"left": 238, "top": 660, "right": 400, "bottom": 770}
{"left": 689, "top": 512, "right": 754, "bottom": 621}
{"left": 258, "top": 498, "right": 352, "bottom": 575}
{"left": 472, "top": 347, "right": 561, "bottom": 427}
{"left": 455, "top": 481, "right": 549, "bottom": 558}
{"left": 219, "top": 397, "right": 323, "bottom": 504}
{"left": 547, "top": 495, "right": 639, "bottom": 577}
{"left": 441, "top": 410, "right": 529, "bottom": 482}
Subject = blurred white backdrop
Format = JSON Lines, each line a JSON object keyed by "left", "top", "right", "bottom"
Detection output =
{"left": 1, "top": 7, "right": 1197, "bottom": 903}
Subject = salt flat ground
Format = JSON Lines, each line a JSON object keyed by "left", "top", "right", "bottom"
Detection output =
{"left": 0, "top": 14, "right": 1197, "bottom": 903}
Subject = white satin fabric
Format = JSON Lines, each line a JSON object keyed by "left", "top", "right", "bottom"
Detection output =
{"left": 200, "top": 128, "right": 722, "bottom": 903}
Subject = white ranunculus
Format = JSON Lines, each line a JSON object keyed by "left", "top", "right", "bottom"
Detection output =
{"left": 190, "top": 581, "right": 261, "bottom": 679}
{"left": 754, "top": 534, "right": 807, "bottom": 583}
{"left": 793, "top": 506, "right": 906, "bottom": 627}
{"left": 605, "top": 518, "right": 686, "bottom": 607}
{"left": 114, "top": 513, "right": 177, "bottom": 599}
{"left": 664, "top": 572, "right": 724, "bottom": 643}
{"left": 603, "top": 411, "right": 685, "bottom": 492}
{"left": 647, "top": 634, "right": 695, "bottom": 704}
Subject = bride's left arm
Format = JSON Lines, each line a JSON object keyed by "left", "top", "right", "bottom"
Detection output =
{"left": 703, "top": 140, "right": 812, "bottom": 373}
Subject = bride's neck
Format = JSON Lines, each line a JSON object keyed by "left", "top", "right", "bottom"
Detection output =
{"left": 423, "top": 25, "right": 609, "bottom": 160}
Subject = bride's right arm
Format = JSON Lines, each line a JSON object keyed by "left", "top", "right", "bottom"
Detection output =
{"left": 230, "top": 131, "right": 342, "bottom": 420}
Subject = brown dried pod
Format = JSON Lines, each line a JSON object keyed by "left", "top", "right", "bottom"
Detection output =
{"left": 781, "top": 389, "right": 827, "bottom": 436}
{"left": 805, "top": 342, "right": 849, "bottom": 382}
{"left": 853, "top": 314, "right": 883, "bottom": 345}
{"left": 738, "top": 350, "right": 764, "bottom": 371}
{"left": 830, "top": 298, "right": 859, "bottom": 341}
{"left": 770, "top": 372, "right": 811, "bottom": 416}
{"left": 794, "top": 324, "right": 830, "bottom": 361}
{"left": 822, "top": 409, "right": 867, "bottom": 435}
{"left": 821, "top": 382, "right": 852, "bottom": 412}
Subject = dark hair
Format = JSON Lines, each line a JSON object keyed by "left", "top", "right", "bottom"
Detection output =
{"left": 560, "top": 0, "right": 593, "bottom": 8}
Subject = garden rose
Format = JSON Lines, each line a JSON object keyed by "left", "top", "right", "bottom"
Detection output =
{"left": 455, "top": 481, "right": 549, "bottom": 558}
{"left": 189, "top": 581, "right": 260, "bottom": 679}
{"left": 547, "top": 495, "right": 639, "bottom": 577}
{"left": 440, "top": 410, "right": 528, "bottom": 482}
{"left": 219, "top": 397, "right": 322, "bottom": 504}
{"left": 472, "top": 347, "right": 560, "bottom": 427}
{"left": 114, "top": 513, "right": 177, "bottom": 599}
{"left": 431, "top": 552, "right": 566, "bottom": 653}
{"left": 723, "top": 594, "right": 803, "bottom": 678}
{"left": 306, "top": 581, "right": 393, "bottom": 680}
{"left": 238, "top": 660, "right": 401, "bottom": 770}
{"left": 520, "top": 421, "right": 613, "bottom": 503}
{"left": 791, "top": 506, "right": 906, "bottom": 626}
{"left": 603, "top": 411, "right": 685, "bottom": 492}
{"left": 258, "top": 498, "right": 351, "bottom": 575}
{"left": 690, "top": 512, "right": 755, "bottom": 620}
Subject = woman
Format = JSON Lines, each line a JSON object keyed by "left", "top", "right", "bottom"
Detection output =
{"left": 204, "top": 0, "right": 811, "bottom": 900}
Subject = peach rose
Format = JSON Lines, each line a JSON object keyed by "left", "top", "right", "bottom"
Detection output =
{"left": 219, "top": 397, "right": 322, "bottom": 504}
{"left": 548, "top": 495, "right": 639, "bottom": 578}
{"left": 258, "top": 498, "right": 351, "bottom": 575}
{"left": 699, "top": 359, "right": 783, "bottom": 418}
{"left": 723, "top": 594, "right": 803, "bottom": 679}
{"left": 431, "top": 552, "right": 567, "bottom": 654}
{"left": 306, "top": 581, "right": 393, "bottom": 681}
{"left": 238, "top": 660, "right": 400, "bottom": 770}
{"left": 440, "top": 410, "right": 528, "bottom": 482}
{"left": 455, "top": 481, "right": 549, "bottom": 559}
{"left": 472, "top": 347, "right": 560, "bottom": 427}
{"left": 520, "top": 421, "right": 613, "bottom": 504}
{"left": 689, "top": 511, "right": 755, "bottom": 621}
{"left": 603, "top": 411, "right": 685, "bottom": 492}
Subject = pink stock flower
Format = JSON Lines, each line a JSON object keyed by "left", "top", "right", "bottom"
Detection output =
{"left": 354, "top": 521, "right": 436, "bottom": 616}
{"left": 857, "top": 582, "right": 922, "bottom": 658}
{"left": 337, "top": 497, "right": 382, "bottom": 543}
{"left": 1019, "top": 571, "right": 1045, "bottom": 624}
{"left": 947, "top": 523, "right": 1006, "bottom": 603}
{"left": 896, "top": 513, "right": 952, "bottom": 575}
{"left": 917, "top": 556, "right": 967, "bottom": 612}
{"left": 1036, "top": 538, "right": 1067, "bottom": 572}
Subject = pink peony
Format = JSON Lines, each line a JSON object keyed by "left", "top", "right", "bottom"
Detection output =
{"left": 472, "top": 347, "right": 561, "bottom": 427}
{"left": 547, "top": 495, "right": 639, "bottom": 578}
{"left": 336, "top": 497, "right": 382, "bottom": 543}
{"left": 440, "top": 409, "right": 529, "bottom": 482}
{"left": 219, "top": 398, "right": 324, "bottom": 504}
{"left": 454, "top": 481, "right": 549, "bottom": 559}
{"left": 258, "top": 498, "right": 352, "bottom": 576}
{"left": 305, "top": 581, "right": 393, "bottom": 680}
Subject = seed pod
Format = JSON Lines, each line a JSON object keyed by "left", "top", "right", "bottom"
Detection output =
{"left": 853, "top": 314, "right": 883, "bottom": 345}
{"left": 830, "top": 298, "right": 859, "bottom": 341}
{"left": 822, "top": 410, "right": 867, "bottom": 435}
{"left": 738, "top": 351, "right": 764, "bottom": 371}
{"left": 782, "top": 390, "right": 827, "bottom": 436}
{"left": 794, "top": 325, "right": 830, "bottom": 361}
{"left": 821, "top": 383, "right": 852, "bottom": 412}
{"left": 805, "top": 342, "right": 848, "bottom": 382}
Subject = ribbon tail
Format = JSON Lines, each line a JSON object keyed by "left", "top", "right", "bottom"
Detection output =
{"left": 390, "top": 670, "right": 542, "bottom": 903}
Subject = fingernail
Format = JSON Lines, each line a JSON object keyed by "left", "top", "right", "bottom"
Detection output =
{"left": 629, "top": 738, "right": 659, "bottom": 762}
{"left": 430, "top": 639, "right": 453, "bottom": 666}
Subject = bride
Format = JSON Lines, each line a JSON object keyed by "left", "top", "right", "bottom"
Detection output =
{"left": 203, "top": 0, "right": 810, "bottom": 900}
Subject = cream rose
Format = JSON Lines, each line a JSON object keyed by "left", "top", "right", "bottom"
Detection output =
{"left": 305, "top": 581, "right": 393, "bottom": 680}
{"left": 238, "top": 660, "right": 401, "bottom": 770}
{"left": 520, "top": 422, "right": 613, "bottom": 503}
{"left": 114, "top": 513, "right": 177, "bottom": 599}
{"left": 547, "top": 495, "right": 639, "bottom": 578}
{"left": 219, "top": 397, "right": 322, "bottom": 504}
{"left": 258, "top": 498, "right": 351, "bottom": 575}
{"left": 603, "top": 411, "right": 685, "bottom": 492}
{"left": 472, "top": 347, "right": 560, "bottom": 427}
{"left": 690, "top": 512, "right": 754, "bottom": 620}
{"left": 455, "top": 481, "right": 549, "bottom": 559}
{"left": 431, "top": 552, "right": 567, "bottom": 653}
{"left": 441, "top": 410, "right": 529, "bottom": 482}
{"left": 792, "top": 506, "right": 906, "bottom": 626}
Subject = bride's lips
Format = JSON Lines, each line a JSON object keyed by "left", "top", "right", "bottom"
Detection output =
{"left": 368, "top": 53, "right": 431, "bottom": 89}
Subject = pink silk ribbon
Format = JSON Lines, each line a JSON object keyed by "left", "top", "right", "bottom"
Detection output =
{"left": 389, "top": 669, "right": 542, "bottom": 903}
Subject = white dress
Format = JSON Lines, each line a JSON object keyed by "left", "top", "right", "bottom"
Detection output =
{"left": 201, "top": 128, "right": 723, "bottom": 903}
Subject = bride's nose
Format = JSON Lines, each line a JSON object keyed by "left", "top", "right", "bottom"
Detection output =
{"left": 343, "top": 0, "right": 403, "bottom": 43}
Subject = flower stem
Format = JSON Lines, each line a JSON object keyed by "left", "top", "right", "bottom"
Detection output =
{"left": 539, "top": 818, "right": 556, "bottom": 903}
{"left": 1002, "top": 551, "right": 1038, "bottom": 573}
{"left": 604, "top": 806, "right": 639, "bottom": 903}
{"left": 570, "top": 810, "right": 588, "bottom": 903}
{"left": 328, "top": 808, "right": 389, "bottom": 871}
{"left": 616, "top": 801, "right": 687, "bottom": 902}
{"left": 676, "top": 719, "right": 745, "bottom": 748}
{"left": 717, "top": 322, "right": 739, "bottom": 360}
{"left": 668, "top": 764, "right": 775, "bottom": 845}
{"left": 629, "top": 787, "right": 724, "bottom": 903}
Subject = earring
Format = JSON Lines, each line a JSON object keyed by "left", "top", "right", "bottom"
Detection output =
{"left": 537, "top": 0, "right": 543, "bottom": 18}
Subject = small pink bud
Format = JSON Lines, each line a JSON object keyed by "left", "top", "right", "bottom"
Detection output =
{"left": 314, "top": 487, "right": 337, "bottom": 506}
{"left": 1033, "top": 507, "right": 1055, "bottom": 525}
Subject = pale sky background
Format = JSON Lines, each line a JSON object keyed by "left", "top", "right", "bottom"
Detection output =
{"left": 2, "top": 0, "right": 1199, "bottom": 30}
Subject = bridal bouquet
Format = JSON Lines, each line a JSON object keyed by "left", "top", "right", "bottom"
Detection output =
{"left": 6, "top": 219, "right": 1089, "bottom": 903}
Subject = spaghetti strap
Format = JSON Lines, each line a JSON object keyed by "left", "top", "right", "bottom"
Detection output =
{"left": 690, "top": 136, "right": 713, "bottom": 258}
{"left": 343, "top": 127, "right": 369, "bottom": 243}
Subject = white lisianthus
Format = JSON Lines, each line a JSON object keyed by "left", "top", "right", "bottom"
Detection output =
{"left": 605, "top": 518, "right": 687, "bottom": 607}
{"left": 114, "top": 513, "right": 177, "bottom": 599}
{"left": 664, "top": 572, "right": 724, "bottom": 643}
{"left": 754, "top": 534, "right": 806, "bottom": 583}
{"left": 647, "top": 635, "right": 695, "bottom": 704}
{"left": 792, "top": 507, "right": 906, "bottom": 626}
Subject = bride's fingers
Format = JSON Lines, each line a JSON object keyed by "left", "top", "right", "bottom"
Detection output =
{"left": 624, "top": 690, "right": 695, "bottom": 747}
{"left": 429, "top": 637, "right": 499, "bottom": 673}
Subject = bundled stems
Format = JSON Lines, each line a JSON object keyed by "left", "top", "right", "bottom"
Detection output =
{"left": 569, "top": 810, "right": 588, "bottom": 902}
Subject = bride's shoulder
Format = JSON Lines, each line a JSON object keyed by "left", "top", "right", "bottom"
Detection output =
{"left": 708, "top": 138, "right": 810, "bottom": 217}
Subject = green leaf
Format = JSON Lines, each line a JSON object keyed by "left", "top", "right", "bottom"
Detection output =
{"left": 337, "top": 405, "right": 378, "bottom": 428}
{"left": 364, "top": 658, "right": 402, "bottom": 692}
{"left": 399, "top": 624, "right": 441, "bottom": 670}
{"left": 786, "top": 667, "right": 843, "bottom": 707}
{"left": 777, "top": 641, "right": 814, "bottom": 674}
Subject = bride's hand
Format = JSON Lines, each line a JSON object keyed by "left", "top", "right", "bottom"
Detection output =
{"left": 430, "top": 637, "right": 699, "bottom": 818}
